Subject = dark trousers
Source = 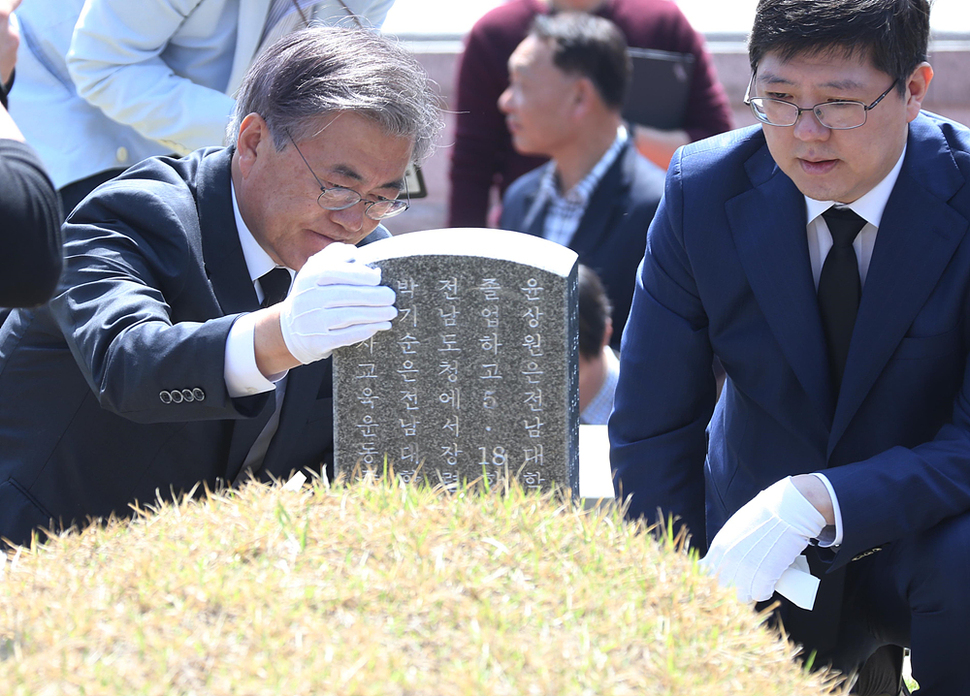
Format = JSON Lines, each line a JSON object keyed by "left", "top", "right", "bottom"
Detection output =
{"left": 58, "top": 168, "right": 127, "bottom": 221}
{"left": 772, "top": 511, "right": 970, "bottom": 695}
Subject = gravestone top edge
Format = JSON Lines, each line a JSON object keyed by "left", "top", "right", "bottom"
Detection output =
{"left": 356, "top": 228, "right": 579, "bottom": 277}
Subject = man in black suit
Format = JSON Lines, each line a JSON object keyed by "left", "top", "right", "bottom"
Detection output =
{"left": 0, "top": 26, "right": 442, "bottom": 547}
{"left": 497, "top": 12, "right": 665, "bottom": 347}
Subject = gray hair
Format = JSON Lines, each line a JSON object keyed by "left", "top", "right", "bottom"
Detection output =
{"left": 227, "top": 26, "right": 442, "bottom": 162}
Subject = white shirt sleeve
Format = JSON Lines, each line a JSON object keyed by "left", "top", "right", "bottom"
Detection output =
{"left": 67, "top": 0, "right": 236, "bottom": 154}
{"left": 809, "top": 472, "right": 844, "bottom": 547}
{"left": 224, "top": 312, "right": 285, "bottom": 398}
{"left": 356, "top": 0, "right": 396, "bottom": 28}
{"left": 308, "top": 0, "right": 396, "bottom": 29}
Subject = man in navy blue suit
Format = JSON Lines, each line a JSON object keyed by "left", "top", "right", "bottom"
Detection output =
{"left": 497, "top": 12, "right": 665, "bottom": 348}
{"left": 610, "top": 0, "right": 970, "bottom": 692}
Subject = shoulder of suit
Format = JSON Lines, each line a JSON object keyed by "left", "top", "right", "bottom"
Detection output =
{"left": 503, "top": 164, "right": 547, "bottom": 203}
{"left": 669, "top": 125, "right": 766, "bottom": 183}
{"left": 916, "top": 110, "right": 970, "bottom": 157}
{"left": 106, "top": 147, "right": 225, "bottom": 190}
{"left": 612, "top": 145, "right": 662, "bottom": 200}
{"left": 680, "top": 125, "right": 762, "bottom": 160}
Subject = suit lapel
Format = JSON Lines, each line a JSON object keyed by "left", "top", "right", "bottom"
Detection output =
{"left": 727, "top": 143, "right": 835, "bottom": 426}
{"left": 829, "top": 120, "right": 969, "bottom": 451}
{"left": 197, "top": 148, "right": 260, "bottom": 315}
{"left": 570, "top": 141, "right": 632, "bottom": 257}
{"left": 226, "top": 0, "right": 272, "bottom": 96}
{"left": 195, "top": 147, "right": 276, "bottom": 480}
{"left": 518, "top": 165, "right": 553, "bottom": 238}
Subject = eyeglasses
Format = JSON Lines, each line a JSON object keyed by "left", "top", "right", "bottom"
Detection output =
{"left": 743, "top": 72, "right": 899, "bottom": 130}
{"left": 286, "top": 130, "right": 410, "bottom": 220}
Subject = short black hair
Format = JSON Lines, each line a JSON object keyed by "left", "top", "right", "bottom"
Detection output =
{"left": 578, "top": 264, "right": 612, "bottom": 360}
{"left": 748, "top": 0, "right": 930, "bottom": 95}
{"left": 530, "top": 12, "right": 630, "bottom": 110}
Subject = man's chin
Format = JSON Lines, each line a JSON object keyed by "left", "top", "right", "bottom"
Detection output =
{"left": 786, "top": 167, "right": 849, "bottom": 203}
{"left": 510, "top": 136, "right": 544, "bottom": 158}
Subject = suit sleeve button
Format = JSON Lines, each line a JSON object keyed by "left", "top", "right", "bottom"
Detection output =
{"left": 171, "top": 390, "right": 184, "bottom": 404}
{"left": 159, "top": 390, "right": 172, "bottom": 404}
{"left": 192, "top": 388, "right": 205, "bottom": 401}
{"left": 181, "top": 389, "right": 195, "bottom": 402}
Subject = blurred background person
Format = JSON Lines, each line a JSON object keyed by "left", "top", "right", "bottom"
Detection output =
{"left": 498, "top": 12, "right": 664, "bottom": 347}
{"left": 449, "top": 0, "right": 733, "bottom": 228}
{"left": 10, "top": 0, "right": 395, "bottom": 217}
{"left": 0, "top": 0, "right": 62, "bottom": 308}
{"left": 577, "top": 264, "right": 618, "bottom": 425}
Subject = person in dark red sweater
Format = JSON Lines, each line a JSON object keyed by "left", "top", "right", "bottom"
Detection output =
{"left": 448, "top": 0, "right": 734, "bottom": 228}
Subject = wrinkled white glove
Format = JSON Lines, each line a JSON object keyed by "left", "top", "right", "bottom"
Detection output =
{"left": 279, "top": 243, "right": 397, "bottom": 364}
{"left": 700, "top": 476, "right": 826, "bottom": 604}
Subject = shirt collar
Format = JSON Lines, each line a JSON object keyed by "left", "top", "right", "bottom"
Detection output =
{"left": 579, "top": 348, "right": 621, "bottom": 425}
{"left": 805, "top": 144, "right": 907, "bottom": 228}
{"left": 539, "top": 124, "right": 629, "bottom": 205}
{"left": 231, "top": 179, "right": 281, "bottom": 283}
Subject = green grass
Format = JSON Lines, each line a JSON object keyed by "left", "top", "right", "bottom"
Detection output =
{"left": 0, "top": 473, "right": 846, "bottom": 695}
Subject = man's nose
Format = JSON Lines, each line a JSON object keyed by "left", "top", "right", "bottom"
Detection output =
{"left": 329, "top": 201, "right": 367, "bottom": 233}
{"left": 792, "top": 107, "right": 831, "bottom": 141}
{"left": 498, "top": 87, "right": 513, "bottom": 113}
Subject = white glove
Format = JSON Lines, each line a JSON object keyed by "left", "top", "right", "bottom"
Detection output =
{"left": 700, "top": 476, "right": 826, "bottom": 604}
{"left": 279, "top": 243, "right": 397, "bottom": 364}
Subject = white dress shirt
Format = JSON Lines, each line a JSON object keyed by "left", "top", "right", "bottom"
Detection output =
{"left": 801, "top": 145, "right": 907, "bottom": 546}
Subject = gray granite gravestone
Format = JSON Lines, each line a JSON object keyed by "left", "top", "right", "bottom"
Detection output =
{"left": 333, "top": 228, "right": 579, "bottom": 495}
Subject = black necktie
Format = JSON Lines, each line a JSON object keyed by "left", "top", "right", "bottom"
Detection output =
{"left": 259, "top": 267, "right": 291, "bottom": 308}
{"left": 817, "top": 207, "right": 867, "bottom": 393}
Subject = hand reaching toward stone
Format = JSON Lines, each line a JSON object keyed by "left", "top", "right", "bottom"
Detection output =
{"left": 279, "top": 242, "right": 397, "bottom": 365}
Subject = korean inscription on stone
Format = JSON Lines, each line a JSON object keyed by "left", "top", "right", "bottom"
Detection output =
{"left": 333, "top": 229, "right": 579, "bottom": 495}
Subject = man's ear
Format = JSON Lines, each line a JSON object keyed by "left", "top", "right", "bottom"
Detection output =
{"left": 571, "top": 77, "right": 599, "bottom": 119}
{"left": 905, "top": 62, "right": 934, "bottom": 123}
{"left": 235, "top": 112, "right": 269, "bottom": 177}
{"left": 601, "top": 317, "right": 613, "bottom": 351}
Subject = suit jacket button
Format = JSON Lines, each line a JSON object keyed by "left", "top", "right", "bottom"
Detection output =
{"left": 171, "top": 390, "right": 184, "bottom": 404}
{"left": 192, "top": 388, "right": 205, "bottom": 401}
{"left": 181, "top": 389, "right": 194, "bottom": 402}
{"left": 159, "top": 390, "right": 172, "bottom": 404}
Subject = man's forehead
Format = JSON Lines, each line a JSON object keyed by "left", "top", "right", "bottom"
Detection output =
{"left": 297, "top": 114, "right": 412, "bottom": 192}
{"left": 757, "top": 46, "right": 886, "bottom": 85}
{"left": 510, "top": 35, "right": 553, "bottom": 71}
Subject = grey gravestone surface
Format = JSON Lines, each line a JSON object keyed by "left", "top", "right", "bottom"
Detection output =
{"left": 333, "top": 229, "right": 579, "bottom": 495}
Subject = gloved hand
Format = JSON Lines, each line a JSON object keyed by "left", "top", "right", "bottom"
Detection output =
{"left": 700, "top": 476, "right": 826, "bottom": 604}
{"left": 279, "top": 242, "right": 397, "bottom": 364}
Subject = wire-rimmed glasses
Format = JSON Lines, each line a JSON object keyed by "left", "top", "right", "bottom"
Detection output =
{"left": 286, "top": 129, "right": 410, "bottom": 220}
{"left": 743, "top": 72, "right": 899, "bottom": 130}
